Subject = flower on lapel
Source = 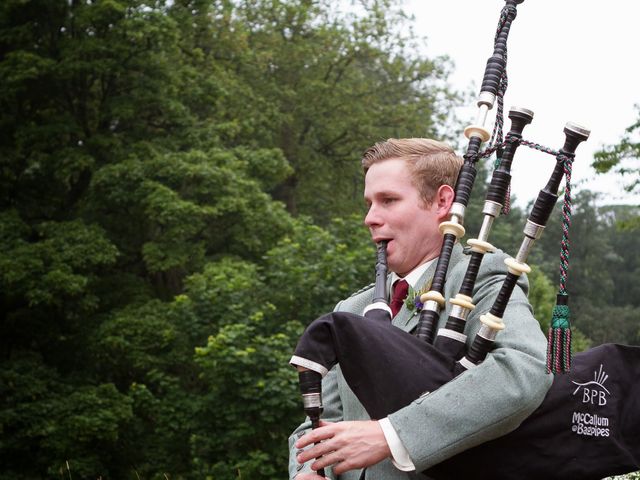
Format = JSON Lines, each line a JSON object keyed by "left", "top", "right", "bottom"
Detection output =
{"left": 404, "top": 281, "right": 432, "bottom": 312}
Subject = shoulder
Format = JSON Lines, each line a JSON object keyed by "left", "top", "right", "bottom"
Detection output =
{"left": 447, "top": 246, "right": 529, "bottom": 284}
{"left": 334, "top": 282, "right": 376, "bottom": 313}
{"left": 478, "top": 248, "right": 510, "bottom": 274}
{"left": 468, "top": 248, "right": 530, "bottom": 294}
{"left": 448, "top": 246, "right": 510, "bottom": 275}
{"left": 350, "top": 282, "right": 376, "bottom": 298}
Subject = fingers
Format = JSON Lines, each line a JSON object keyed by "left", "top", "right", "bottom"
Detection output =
{"left": 299, "top": 420, "right": 391, "bottom": 475}
{"left": 296, "top": 420, "right": 389, "bottom": 476}
{"left": 309, "top": 451, "right": 370, "bottom": 475}
{"left": 308, "top": 449, "right": 342, "bottom": 472}
{"left": 297, "top": 423, "right": 348, "bottom": 465}
{"left": 295, "top": 422, "right": 336, "bottom": 449}
{"left": 296, "top": 422, "right": 338, "bottom": 477}
{"left": 297, "top": 438, "right": 334, "bottom": 466}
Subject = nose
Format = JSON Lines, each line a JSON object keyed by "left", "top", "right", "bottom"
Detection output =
{"left": 364, "top": 203, "right": 382, "bottom": 228}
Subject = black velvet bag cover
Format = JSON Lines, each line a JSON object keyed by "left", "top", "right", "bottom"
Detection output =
{"left": 428, "top": 343, "right": 640, "bottom": 480}
{"left": 293, "top": 314, "right": 640, "bottom": 479}
{"left": 293, "top": 311, "right": 457, "bottom": 419}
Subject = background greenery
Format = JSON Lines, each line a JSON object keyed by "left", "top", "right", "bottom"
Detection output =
{"left": 1, "top": 0, "right": 638, "bottom": 478}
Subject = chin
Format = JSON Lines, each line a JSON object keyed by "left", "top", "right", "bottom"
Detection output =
{"left": 386, "top": 261, "right": 399, "bottom": 275}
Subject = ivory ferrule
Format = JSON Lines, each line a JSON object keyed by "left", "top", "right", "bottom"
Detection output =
{"left": 504, "top": 257, "right": 531, "bottom": 276}
{"left": 458, "top": 356, "right": 478, "bottom": 371}
{"left": 421, "top": 291, "right": 446, "bottom": 307}
{"left": 439, "top": 220, "right": 465, "bottom": 239}
{"left": 464, "top": 124, "right": 491, "bottom": 142}
{"left": 467, "top": 238, "right": 495, "bottom": 254}
{"left": 475, "top": 103, "right": 490, "bottom": 125}
{"left": 479, "top": 312, "right": 505, "bottom": 333}
{"left": 437, "top": 328, "right": 467, "bottom": 343}
{"left": 291, "top": 356, "right": 329, "bottom": 377}
{"left": 450, "top": 294, "right": 475, "bottom": 311}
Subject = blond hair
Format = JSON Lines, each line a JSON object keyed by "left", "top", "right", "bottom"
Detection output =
{"left": 362, "top": 138, "right": 462, "bottom": 205}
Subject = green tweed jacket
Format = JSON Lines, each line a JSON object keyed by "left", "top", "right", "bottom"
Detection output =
{"left": 288, "top": 243, "right": 553, "bottom": 479}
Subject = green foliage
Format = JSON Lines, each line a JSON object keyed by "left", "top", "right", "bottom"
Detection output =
{"left": 88, "top": 147, "right": 293, "bottom": 286}
{"left": 0, "top": 354, "right": 133, "bottom": 478}
{"left": 176, "top": 257, "right": 268, "bottom": 343}
{"left": 193, "top": 0, "right": 457, "bottom": 221}
{"left": 527, "top": 266, "right": 556, "bottom": 332}
{"left": 573, "top": 304, "right": 639, "bottom": 346}
{"left": 192, "top": 320, "right": 303, "bottom": 479}
{"left": 264, "top": 215, "right": 375, "bottom": 323}
{"left": 593, "top": 105, "right": 640, "bottom": 194}
{"left": 1, "top": 214, "right": 118, "bottom": 309}
{"left": 93, "top": 300, "right": 181, "bottom": 383}
{"left": 5, "top": 0, "right": 454, "bottom": 479}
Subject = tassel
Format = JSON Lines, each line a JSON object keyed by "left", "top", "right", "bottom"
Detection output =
{"left": 546, "top": 154, "right": 574, "bottom": 374}
{"left": 546, "top": 294, "right": 571, "bottom": 373}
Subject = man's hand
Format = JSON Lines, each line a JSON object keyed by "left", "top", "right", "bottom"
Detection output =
{"left": 295, "top": 420, "right": 391, "bottom": 475}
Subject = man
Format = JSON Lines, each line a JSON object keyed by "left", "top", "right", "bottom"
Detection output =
{"left": 288, "top": 138, "right": 552, "bottom": 479}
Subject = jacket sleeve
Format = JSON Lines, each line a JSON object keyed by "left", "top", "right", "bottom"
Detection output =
{"left": 387, "top": 253, "right": 553, "bottom": 471}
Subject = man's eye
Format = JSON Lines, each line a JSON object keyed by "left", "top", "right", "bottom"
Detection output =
{"left": 383, "top": 198, "right": 396, "bottom": 205}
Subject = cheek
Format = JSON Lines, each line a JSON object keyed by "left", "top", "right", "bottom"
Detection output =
{"left": 399, "top": 216, "right": 423, "bottom": 241}
{"left": 402, "top": 222, "right": 432, "bottom": 253}
{"left": 391, "top": 233, "right": 413, "bottom": 259}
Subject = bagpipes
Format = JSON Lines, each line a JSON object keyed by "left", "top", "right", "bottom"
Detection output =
{"left": 290, "top": 1, "right": 640, "bottom": 479}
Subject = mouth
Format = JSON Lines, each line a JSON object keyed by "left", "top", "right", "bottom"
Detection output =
{"left": 374, "top": 238, "right": 393, "bottom": 254}
{"left": 372, "top": 237, "right": 392, "bottom": 246}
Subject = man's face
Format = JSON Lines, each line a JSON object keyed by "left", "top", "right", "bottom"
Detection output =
{"left": 364, "top": 158, "right": 444, "bottom": 277}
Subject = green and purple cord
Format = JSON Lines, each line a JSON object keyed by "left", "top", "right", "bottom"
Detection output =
{"left": 547, "top": 154, "right": 574, "bottom": 373}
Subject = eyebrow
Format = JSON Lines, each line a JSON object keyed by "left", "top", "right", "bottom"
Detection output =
{"left": 365, "top": 189, "right": 400, "bottom": 198}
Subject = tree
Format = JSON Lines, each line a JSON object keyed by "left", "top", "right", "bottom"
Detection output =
{"left": 593, "top": 105, "right": 640, "bottom": 197}
{"left": 1, "top": 0, "right": 458, "bottom": 477}
{"left": 202, "top": 0, "right": 458, "bottom": 221}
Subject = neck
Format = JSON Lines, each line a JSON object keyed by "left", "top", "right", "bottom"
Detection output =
{"left": 392, "top": 258, "right": 436, "bottom": 288}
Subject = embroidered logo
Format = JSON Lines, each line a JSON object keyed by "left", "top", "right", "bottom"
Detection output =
{"left": 571, "top": 364, "right": 610, "bottom": 406}
{"left": 570, "top": 364, "right": 612, "bottom": 438}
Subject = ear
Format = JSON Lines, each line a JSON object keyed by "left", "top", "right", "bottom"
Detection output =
{"left": 434, "top": 184, "right": 455, "bottom": 220}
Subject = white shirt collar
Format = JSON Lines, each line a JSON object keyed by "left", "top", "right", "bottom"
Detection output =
{"left": 390, "top": 257, "right": 437, "bottom": 289}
